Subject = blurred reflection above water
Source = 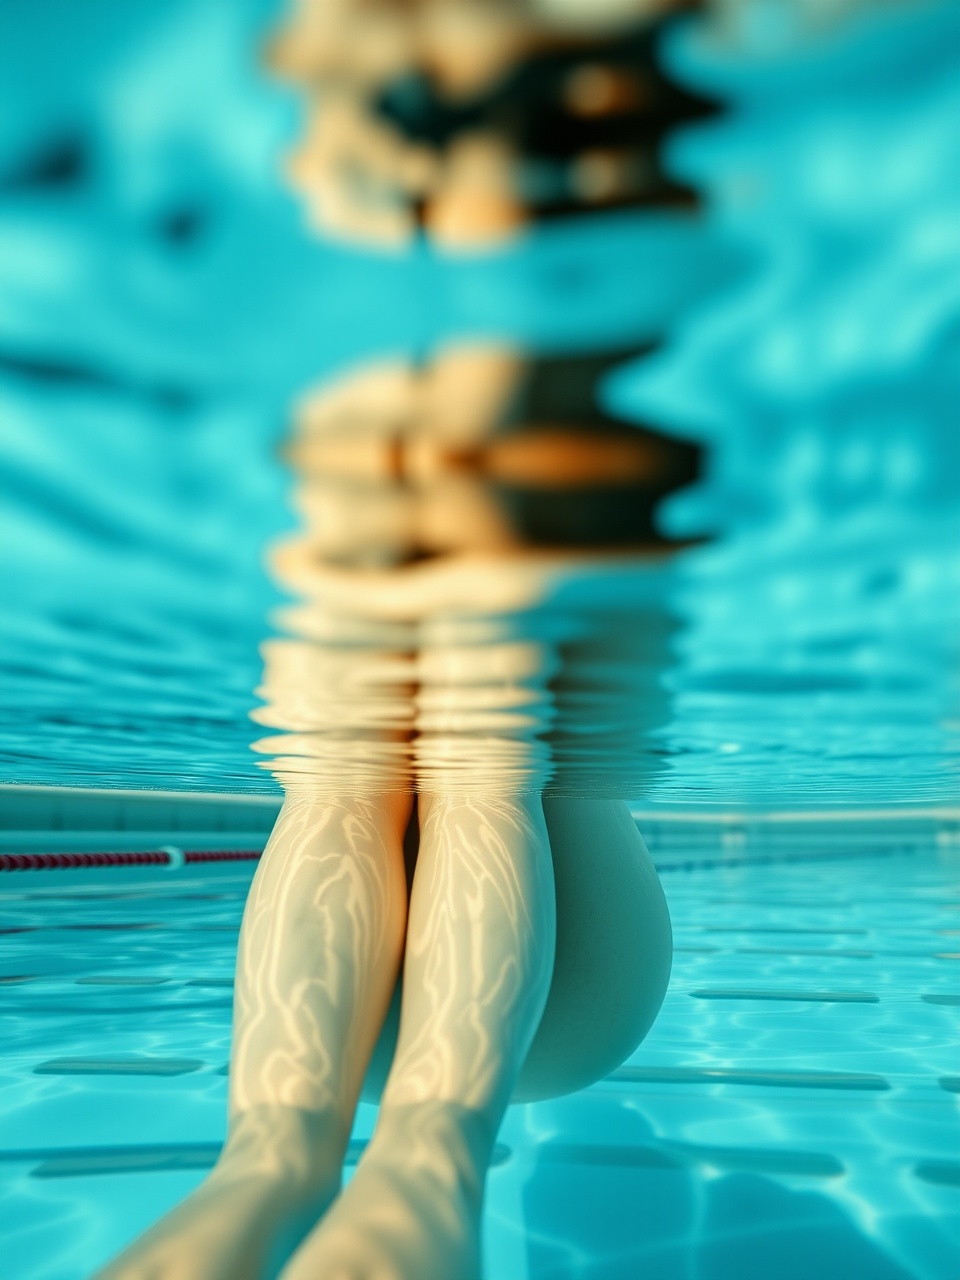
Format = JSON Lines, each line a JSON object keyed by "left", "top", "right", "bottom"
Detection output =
{"left": 1, "top": 0, "right": 955, "bottom": 804}
{"left": 254, "top": 343, "right": 696, "bottom": 795}
{"left": 271, "top": 0, "right": 716, "bottom": 244}
{"left": 286, "top": 343, "right": 700, "bottom": 561}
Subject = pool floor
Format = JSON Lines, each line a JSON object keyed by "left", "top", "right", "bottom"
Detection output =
{"left": 2, "top": 834, "right": 958, "bottom": 1279}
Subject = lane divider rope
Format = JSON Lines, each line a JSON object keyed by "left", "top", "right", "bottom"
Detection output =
{"left": 0, "top": 850, "right": 262, "bottom": 871}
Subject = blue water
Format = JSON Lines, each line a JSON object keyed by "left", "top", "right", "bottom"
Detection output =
{"left": 1, "top": 0, "right": 957, "bottom": 804}
{"left": 2, "top": 830, "right": 958, "bottom": 1278}
{"left": 1, "top": 2, "right": 959, "bottom": 1278}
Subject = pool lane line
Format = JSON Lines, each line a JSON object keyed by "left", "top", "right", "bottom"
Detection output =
{"left": 607, "top": 1065, "right": 891, "bottom": 1090}
{"left": 33, "top": 1057, "right": 206, "bottom": 1076}
{"left": 0, "top": 1139, "right": 511, "bottom": 1179}
{"left": 687, "top": 989, "right": 880, "bottom": 1003}
{"left": 537, "top": 1141, "right": 844, "bottom": 1178}
{"left": 914, "top": 1161, "right": 960, "bottom": 1188}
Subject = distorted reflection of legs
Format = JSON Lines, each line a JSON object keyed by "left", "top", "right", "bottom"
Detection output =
{"left": 96, "top": 790, "right": 409, "bottom": 1280}
{"left": 281, "top": 791, "right": 556, "bottom": 1280}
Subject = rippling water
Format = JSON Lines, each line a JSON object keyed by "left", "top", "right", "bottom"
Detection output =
{"left": 1, "top": 0, "right": 957, "bottom": 805}
{"left": 4, "top": 832, "right": 958, "bottom": 1279}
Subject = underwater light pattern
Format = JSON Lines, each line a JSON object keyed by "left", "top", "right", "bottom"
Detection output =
{"left": 1, "top": 834, "right": 958, "bottom": 1279}
{"left": 1, "top": 4, "right": 959, "bottom": 1279}
{"left": 0, "top": 0, "right": 957, "bottom": 803}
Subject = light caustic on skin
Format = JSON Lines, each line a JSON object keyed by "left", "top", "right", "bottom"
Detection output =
{"left": 95, "top": 338, "right": 679, "bottom": 1279}
{"left": 282, "top": 791, "right": 557, "bottom": 1280}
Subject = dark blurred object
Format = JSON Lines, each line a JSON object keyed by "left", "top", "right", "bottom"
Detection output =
{"left": 287, "top": 341, "right": 702, "bottom": 563}
{"left": 271, "top": 0, "right": 716, "bottom": 245}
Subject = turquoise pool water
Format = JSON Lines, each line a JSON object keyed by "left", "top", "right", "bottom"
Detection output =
{"left": 1, "top": 0, "right": 957, "bottom": 804}
{"left": 2, "top": 825, "right": 958, "bottom": 1278}
{"left": 1, "top": 1, "right": 959, "bottom": 1276}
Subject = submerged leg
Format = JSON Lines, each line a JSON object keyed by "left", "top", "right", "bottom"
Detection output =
{"left": 96, "top": 790, "right": 408, "bottom": 1280}
{"left": 281, "top": 791, "right": 556, "bottom": 1280}
{"left": 361, "top": 797, "right": 672, "bottom": 1105}
{"left": 516, "top": 797, "right": 672, "bottom": 1098}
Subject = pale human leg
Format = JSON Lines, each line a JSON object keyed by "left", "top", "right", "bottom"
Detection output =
{"left": 280, "top": 791, "right": 557, "bottom": 1280}
{"left": 353, "top": 623, "right": 672, "bottom": 1111}
{"left": 516, "top": 796, "right": 671, "bottom": 1098}
{"left": 95, "top": 789, "right": 409, "bottom": 1280}
{"left": 360, "top": 796, "right": 672, "bottom": 1105}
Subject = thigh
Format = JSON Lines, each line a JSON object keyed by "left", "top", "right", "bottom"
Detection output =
{"left": 513, "top": 797, "right": 672, "bottom": 1101}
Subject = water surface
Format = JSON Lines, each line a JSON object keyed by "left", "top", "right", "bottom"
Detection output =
{"left": 0, "top": 2, "right": 957, "bottom": 798}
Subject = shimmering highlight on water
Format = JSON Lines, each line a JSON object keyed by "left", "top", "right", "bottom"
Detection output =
{"left": 1, "top": 828, "right": 957, "bottom": 1279}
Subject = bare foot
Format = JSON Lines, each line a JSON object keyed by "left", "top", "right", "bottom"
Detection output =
{"left": 95, "top": 1107, "right": 347, "bottom": 1280}
{"left": 280, "top": 1103, "right": 492, "bottom": 1280}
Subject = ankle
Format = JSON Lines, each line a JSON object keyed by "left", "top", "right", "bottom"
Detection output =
{"left": 217, "top": 1104, "right": 350, "bottom": 1198}
{"left": 370, "top": 1101, "right": 497, "bottom": 1203}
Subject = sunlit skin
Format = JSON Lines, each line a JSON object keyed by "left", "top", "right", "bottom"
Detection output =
{"left": 95, "top": 344, "right": 674, "bottom": 1280}
{"left": 97, "top": 793, "right": 410, "bottom": 1280}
